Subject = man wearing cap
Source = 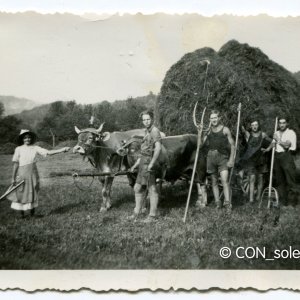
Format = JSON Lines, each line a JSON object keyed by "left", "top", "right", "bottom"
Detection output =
{"left": 263, "top": 117, "right": 297, "bottom": 206}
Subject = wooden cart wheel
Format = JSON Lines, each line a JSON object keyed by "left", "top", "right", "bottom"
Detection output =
{"left": 240, "top": 175, "right": 250, "bottom": 195}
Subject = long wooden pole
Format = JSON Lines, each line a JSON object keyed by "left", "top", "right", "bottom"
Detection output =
{"left": 229, "top": 103, "right": 242, "bottom": 184}
{"left": 267, "top": 117, "right": 278, "bottom": 208}
{"left": 183, "top": 106, "right": 206, "bottom": 223}
{"left": 219, "top": 102, "right": 241, "bottom": 202}
{"left": 49, "top": 170, "right": 133, "bottom": 177}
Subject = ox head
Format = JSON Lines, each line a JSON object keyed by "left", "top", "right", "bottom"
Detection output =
{"left": 116, "top": 136, "right": 142, "bottom": 162}
{"left": 73, "top": 123, "right": 110, "bottom": 155}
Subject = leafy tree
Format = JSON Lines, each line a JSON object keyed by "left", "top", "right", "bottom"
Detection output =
{"left": 0, "top": 102, "right": 4, "bottom": 118}
{"left": 0, "top": 115, "right": 21, "bottom": 144}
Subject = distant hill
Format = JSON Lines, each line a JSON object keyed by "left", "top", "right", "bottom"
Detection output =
{"left": 294, "top": 71, "right": 300, "bottom": 83}
{"left": 13, "top": 92, "right": 156, "bottom": 131}
{"left": 0, "top": 95, "right": 38, "bottom": 115}
{"left": 14, "top": 103, "right": 51, "bottom": 130}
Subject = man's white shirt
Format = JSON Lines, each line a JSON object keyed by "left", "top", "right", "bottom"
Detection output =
{"left": 274, "top": 128, "right": 297, "bottom": 152}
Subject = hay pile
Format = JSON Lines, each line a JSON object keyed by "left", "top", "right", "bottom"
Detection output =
{"left": 157, "top": 40, "right": 300, "bottom": 139}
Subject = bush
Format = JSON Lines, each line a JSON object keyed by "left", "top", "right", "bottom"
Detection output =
{"left": 0, "top": 142, "right": 17, "bottom": 154}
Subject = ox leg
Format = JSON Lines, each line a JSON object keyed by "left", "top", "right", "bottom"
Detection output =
{"left": 100, "top": 176, "right": 114, "bottom": 212}
{"left": 196, "top": 183, "right": 207, "bottom": 208}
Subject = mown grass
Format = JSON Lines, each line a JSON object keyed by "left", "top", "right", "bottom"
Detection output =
{"left": 0, "top": 153, "right": 300, "bottom": 269}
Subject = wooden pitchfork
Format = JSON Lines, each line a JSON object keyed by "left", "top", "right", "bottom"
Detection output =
{"left": 183, "top": 103, "right": 208, "bottom": 223}
{"left": 259, "top": 117, "right": 279, "bottom": 209}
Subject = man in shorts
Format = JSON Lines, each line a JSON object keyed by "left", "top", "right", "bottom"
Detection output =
{"left": 203, "top": 110, "right": 235, "bottom": 212}
{"left": 130, "top": 110, "right": 162, "bottom": 222}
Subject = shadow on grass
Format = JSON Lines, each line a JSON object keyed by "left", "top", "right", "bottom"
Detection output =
{"left": 49, "top": 201, "right": 88, "bottom": 215}
{"left": 112, "top": 193, "right": 133, "bottom": 209}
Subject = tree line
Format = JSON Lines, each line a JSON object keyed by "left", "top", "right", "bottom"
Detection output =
{"left": 0, "top": 93, "right": 156, "bottom": 148}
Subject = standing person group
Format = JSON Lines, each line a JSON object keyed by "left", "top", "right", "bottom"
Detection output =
{"left": 130, "top": 108, "right": 237, "bottom": 219}
{"left": 7, "top": 129, "right": 70, "bottom": 218}
{"left": 129, "top": 109, "right": 298, "bottom": 222}
{"left": 6, "top": 114, "right": 298, "bottom": 222}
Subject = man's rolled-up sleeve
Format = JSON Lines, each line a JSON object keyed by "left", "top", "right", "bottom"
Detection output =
{"left": 289, "top": 131, "right": 297, "bottom": 151}
{"left": 151, "top": 128, "right": 162, "bottom": 144}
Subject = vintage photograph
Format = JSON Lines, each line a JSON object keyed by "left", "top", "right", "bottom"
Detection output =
{"left": 0, "top": 8, "right": 300, "bottom": 284}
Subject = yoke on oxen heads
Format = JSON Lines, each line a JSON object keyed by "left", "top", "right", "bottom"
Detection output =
{"left": 116, "top": 135, "right": 143, "bottom": 157}
{"left": 73, "top": 123, "right": 110, "bottom": 154}
{"left": 116, "top": 131, "right": 166, "bottom": 157}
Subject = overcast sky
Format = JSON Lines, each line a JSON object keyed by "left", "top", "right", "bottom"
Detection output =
{"left": 0, "top": 1, "right": 300, "bottom": 104}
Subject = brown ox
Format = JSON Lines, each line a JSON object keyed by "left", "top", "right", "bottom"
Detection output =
{"left": 73, "top": 123, "right": 145, "bottom": 211}
{"left": 118, "top": 134, "right": 208, "bottom": 207}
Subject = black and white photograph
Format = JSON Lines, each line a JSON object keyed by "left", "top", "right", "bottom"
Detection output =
{"left": 0, "top": 0, "right": 300, "bottom": 292}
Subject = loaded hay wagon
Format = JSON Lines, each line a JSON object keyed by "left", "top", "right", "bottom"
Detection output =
{"left": 156, "top": 40, "right": 300, "bottom": 207}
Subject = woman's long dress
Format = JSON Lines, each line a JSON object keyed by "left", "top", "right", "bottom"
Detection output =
{"left": 7, "top": 145, "right": 49, "bottom": 211}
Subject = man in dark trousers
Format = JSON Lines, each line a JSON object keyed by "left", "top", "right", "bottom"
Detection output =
{"left": 130, "top": 110, "right": 162, "bottom": 222}
{"left": 263, "top": 116, "right": 297, "bottom": 206}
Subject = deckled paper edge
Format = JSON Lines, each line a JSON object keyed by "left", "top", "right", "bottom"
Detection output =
{"left": 0, "top": 270, "right": 300, "bottom": 291}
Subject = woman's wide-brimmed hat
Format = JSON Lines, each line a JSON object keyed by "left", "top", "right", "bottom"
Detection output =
{"left": 18, "top": 129, "right": 37, "bottom": 145}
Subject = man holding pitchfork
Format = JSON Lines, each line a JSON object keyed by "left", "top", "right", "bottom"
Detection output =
{"left": 203, "top": 110, "right": 235, "bottom": 213}
{"left": 262, "top": 116, "right": 297, "bottom": 206}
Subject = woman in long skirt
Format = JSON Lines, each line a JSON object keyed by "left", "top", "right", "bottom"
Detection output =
{"left": 7, "top": 129, "right": 70, "bottom": 217}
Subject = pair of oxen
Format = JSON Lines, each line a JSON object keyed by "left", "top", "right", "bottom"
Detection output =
{"left": 73, "top": 123, "right": 206, "bottom": 212}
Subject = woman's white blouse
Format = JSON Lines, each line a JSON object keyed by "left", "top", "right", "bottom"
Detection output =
{"left": 12, "top": 145, "right": 49, "bottom": 166}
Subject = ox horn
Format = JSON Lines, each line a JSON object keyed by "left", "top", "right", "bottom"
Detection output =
{"left": 96, "top": 122, "right": 105, "bottom": 133}
{"left": 74, "top": 126, "right": 81, "bottom": 134}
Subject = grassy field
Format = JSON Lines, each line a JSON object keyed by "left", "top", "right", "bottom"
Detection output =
{"left": 0, "top": 153, "right": 300, "bottom": 270}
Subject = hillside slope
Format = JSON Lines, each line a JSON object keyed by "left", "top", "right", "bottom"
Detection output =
{"left": 0, "top": 95, "right": 38, "bottom": 115}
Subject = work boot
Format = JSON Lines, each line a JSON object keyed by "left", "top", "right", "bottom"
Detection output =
{"left": 216, "top": 201, "right": 222, "bottom": 209}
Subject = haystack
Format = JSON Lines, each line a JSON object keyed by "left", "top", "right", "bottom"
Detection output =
{"left": 157, "top": 40, "right": 300, "bottom": 140}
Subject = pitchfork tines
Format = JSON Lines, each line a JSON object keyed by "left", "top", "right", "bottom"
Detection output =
{"left": 193, "top": 102, "right": 210, "bottom": 131}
